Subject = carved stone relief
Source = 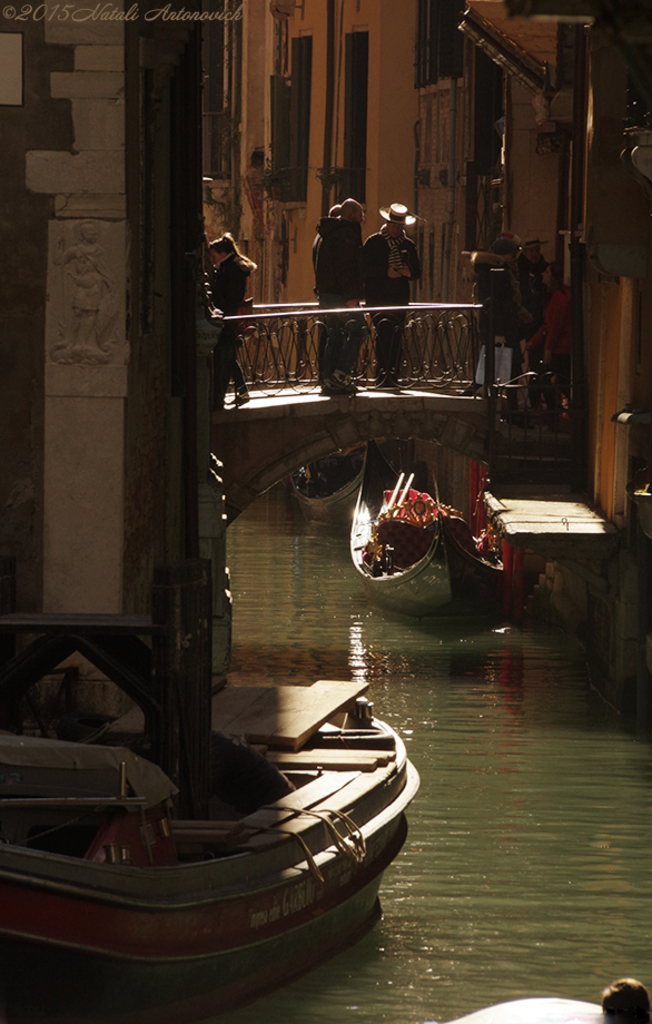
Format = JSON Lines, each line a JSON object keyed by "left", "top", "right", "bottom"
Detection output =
{"left": 49, "top": 220, "right": 122, "bottom": 366}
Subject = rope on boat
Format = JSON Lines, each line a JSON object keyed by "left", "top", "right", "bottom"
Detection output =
{"left": 259, "top": 807, "right": 367, "bottom": 885}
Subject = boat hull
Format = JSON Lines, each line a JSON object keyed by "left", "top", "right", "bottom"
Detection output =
{"left": 0, "top": 749, "right": 418, "bottom": 1024}
{"left": 292, "top": 470, "right": 362, "bottom": 525}
{"left": 355, "top": 543, "right": 452, "bottom": 617}
{"left": 448, "top": 998, "right": 602, "bottom": 1024}
{"left": 0, "top": 837, "right": 395, "bottom": 1024}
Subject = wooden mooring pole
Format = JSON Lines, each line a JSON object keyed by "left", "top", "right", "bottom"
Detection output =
{"left": 151, "top": 560, "right": 212, "bottom": 819}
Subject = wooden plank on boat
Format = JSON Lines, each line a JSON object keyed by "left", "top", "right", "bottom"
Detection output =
{"left": 211, "top": 679, "right": 369, "bottom": 751}
{"left": 241, "top": 770, "right": 361, "bottom": 838}
{"left": 266, "top": 749, "right": 394, "bottom": 771}
{"left": 170, "top": 820, "right": 248, "bottom": 844}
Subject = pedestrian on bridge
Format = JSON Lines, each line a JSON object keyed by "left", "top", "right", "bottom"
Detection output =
{"left": 362, "top": 203, "right": 421, "bottom": 388}
{"left": 314, "top": 198, "right": 366, "bottom": 396}
{"left": 471, "top": 232, "right": 531, "bottom": 414}
{"left": 208, "top": 234, "right": 257, "bottom": 409}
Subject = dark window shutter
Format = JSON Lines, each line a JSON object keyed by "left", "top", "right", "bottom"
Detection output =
{"left": 271, "top": 74, "right": 291, "bottom": 172}
{"left": 289, "top": 36, "right": 312, "bottom": 201}
{"left": 343, "top": 31, "right": 368, "bottom": 202}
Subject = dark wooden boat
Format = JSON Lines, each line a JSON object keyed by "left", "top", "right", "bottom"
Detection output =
{"left": 0, "top": 679, "right": 419, "bottom": 1024}
{"left": 291, "top": 447, "right": 365, "bottom": 525}
{"left": 350, "top": 441, "right": 502, "bottom": 617}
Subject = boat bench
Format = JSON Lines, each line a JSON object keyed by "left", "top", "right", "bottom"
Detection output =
{"left": 376, "top": 520, "right": 433, "bottom": 569}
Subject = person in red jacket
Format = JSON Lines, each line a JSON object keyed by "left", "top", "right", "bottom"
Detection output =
{"left": 525, "top": 260, "right": 571, "bottom": 408}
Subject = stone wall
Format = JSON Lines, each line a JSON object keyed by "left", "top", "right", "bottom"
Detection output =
{"left": 0, "top": 22, "right": 74, "bottom": 609}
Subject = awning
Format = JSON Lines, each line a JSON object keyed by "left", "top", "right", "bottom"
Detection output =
{"left": 459, "top": 7, "right": 548, "bottom": 93}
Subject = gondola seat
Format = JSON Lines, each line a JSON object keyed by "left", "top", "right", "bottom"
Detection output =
{"left": 376, "top": 520, "right": 433, "bottom": 570}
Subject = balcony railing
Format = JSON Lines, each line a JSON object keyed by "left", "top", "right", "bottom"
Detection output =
{"left": 223, "top": 303, "right": 480, "bottom": 395}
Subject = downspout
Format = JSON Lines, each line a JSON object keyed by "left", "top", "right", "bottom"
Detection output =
{"left": 570, "top": 25, "right": 587, "bottom": 491}
{"left": 321, "top": 0, "right": 335, "bottom": 216}
{"left": 441, "top": 78, "right": 458, "bottom": 302}
{"left": 414, "top": 119, "right": 420, "bottom": 298}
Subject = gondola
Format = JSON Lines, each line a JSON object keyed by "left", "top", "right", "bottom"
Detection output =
{"left": 0, "top": 679, "right": 419, "bottom": 1024}
{"left": 290, "top": 447, "right": 365, "bottom": 525}
{"left": 350, "top": 441, "right": 503, "bottom": 617}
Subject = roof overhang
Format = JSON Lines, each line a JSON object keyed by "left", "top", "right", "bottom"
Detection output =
{"left": 459, "top": 7, "right": 548, "bottom": 92}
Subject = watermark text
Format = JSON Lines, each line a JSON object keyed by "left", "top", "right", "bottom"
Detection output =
{"left": 2, "top": 1, "right": 243, "bottom": 22}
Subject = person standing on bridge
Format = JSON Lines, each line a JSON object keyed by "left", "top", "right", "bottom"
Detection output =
{"left": 208, "top": 234, "right": 257, "bottom": 409}
{"left": 314, "top": 198, "right": 366, "bottom": 396}
{"left": 471, "top": 232, "right": 531, "bottom": 414}
{"left": 362, "top": 203, "right": 421, "bottom": 389}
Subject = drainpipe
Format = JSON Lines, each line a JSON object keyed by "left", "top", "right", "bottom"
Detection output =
{"left": 570, "top": 26, "right": 587, "bottom": 491}
{"left": 441, "top": 79, "right": 458, "bottom": 302}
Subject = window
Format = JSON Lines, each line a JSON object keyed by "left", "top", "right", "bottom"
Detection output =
{"left": 288, "top": 35, "right": 312, "bottom": 201}
{"left": 415, "top": 0, "right": 464, "bottom": 88}
{"left": 202, "top": 0, "right": 242, "bottom": 180}
{"left": 338, "top": 31, "right": 368, "bottom": 203}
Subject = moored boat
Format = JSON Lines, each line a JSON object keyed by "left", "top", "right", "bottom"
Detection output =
{"left": 291, "top": 446, "right": 365, "bottom": 525}
{"left": 350, "top": 441, "right": 502, "bottom": 617}
{"left": 0, "top": 679, "right": 418, "bottom": 1024}
{"left": 443, "top": 997, "right": 602, "bottom": 1024}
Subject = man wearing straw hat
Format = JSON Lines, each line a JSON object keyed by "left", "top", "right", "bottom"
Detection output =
{"left": 363, "top": 203, "right": 421, "bottom": 388}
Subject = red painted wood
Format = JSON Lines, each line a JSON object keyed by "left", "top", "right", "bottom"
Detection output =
{"left": 513, "top": 547, "right": 525, "bottom": 625}
{"left": 502, "top": 540, "right": 514, "bottom": 619}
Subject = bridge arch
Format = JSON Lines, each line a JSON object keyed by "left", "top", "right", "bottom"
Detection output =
{"left": 212, "top": 393, "right": 489, "bottom": 520}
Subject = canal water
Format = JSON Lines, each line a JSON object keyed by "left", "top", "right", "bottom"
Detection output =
{"left": 219, "top": 485, "right": 652, "bottom": 1024}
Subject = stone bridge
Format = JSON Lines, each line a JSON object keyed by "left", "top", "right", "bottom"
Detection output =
{"left": 212, "top": 390, "right": 490, "bottom": 520}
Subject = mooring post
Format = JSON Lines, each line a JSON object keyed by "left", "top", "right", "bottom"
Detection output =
{"left": 0, "top": 557, "right": 18, "bottom": 731}
{"left": 196, "top": 300, "right": 232, "bottom": 677}
{"left": 151, "top": 560, "right": 212, "bottom": 819}
{"left": 0, "top": 557, "right": 16, "bottom": 667}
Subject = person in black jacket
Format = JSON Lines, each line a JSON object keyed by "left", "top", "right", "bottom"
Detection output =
{"left": 208, "top": 234, "right": 256, "bottom": 408}
{"left": 470, "top": 232, "right": 531, "bottom": 412}
{"left": 314, "top": 198, "right": 365, "bottom": 396}
{"left": 362, "top": 203, "right": 421, "bottom": 387}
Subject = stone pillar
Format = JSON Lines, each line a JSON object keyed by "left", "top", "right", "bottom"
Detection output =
{"left": 196, "top": 309, "right": 232, "bottom": 676}
{"left": 26, "top": 19, "right": 127, "bottom": 614}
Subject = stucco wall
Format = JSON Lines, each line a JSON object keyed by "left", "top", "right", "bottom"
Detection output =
{"left": 0, "top": 24, "right": 74, "bottom": 609}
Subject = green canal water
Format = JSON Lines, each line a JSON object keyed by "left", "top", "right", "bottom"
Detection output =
{"left": 218, "top": 485, "right": 652, "bottom": 1024}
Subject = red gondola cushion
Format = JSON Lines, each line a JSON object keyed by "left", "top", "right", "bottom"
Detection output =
{"left": 376, "top": 520, "right": 433, "bottom": 569}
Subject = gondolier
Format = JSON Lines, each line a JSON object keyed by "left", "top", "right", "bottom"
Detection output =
{"left": 363, "top": 204, "right": 421, "bottom": 388}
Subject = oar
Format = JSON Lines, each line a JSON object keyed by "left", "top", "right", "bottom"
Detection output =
{"left": 399, "top": 472, "right": 415, "bottom": 506}
{"left": 387, "top": 472, "right": 405, "bottom": 509}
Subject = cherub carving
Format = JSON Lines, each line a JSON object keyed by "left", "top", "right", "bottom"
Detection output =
{"left": 52, "top": 220, "right": 118, "bottom": 364}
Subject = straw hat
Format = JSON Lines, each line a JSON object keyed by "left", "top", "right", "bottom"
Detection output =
{"left": 379, "top": 203, "right": 416, "bottom": 226}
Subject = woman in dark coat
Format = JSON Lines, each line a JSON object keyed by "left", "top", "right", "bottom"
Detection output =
{"left": 208, "top": 234, "right": 257, "bottom": 408}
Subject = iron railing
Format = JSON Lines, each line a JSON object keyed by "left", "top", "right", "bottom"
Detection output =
{"left": 217, "top": 301, "right": 580, "bottom": 488}
{"left": 224, "top": 303, "right": 481, "bottom": 395}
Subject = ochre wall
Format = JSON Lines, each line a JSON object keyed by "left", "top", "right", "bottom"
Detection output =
{"left": 283, "top": 0, "right": 418, "bottom": 304}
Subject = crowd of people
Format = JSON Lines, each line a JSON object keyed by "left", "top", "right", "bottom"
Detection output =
{"left": 206, "top": 201, "right": 571, "bottom": 410}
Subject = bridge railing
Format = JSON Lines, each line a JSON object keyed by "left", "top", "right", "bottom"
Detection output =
{"left": 224, "top": 302, "right": 481, "bottom": 395}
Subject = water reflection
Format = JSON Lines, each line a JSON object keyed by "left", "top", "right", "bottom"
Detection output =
{"left": 220, "top": 486, "right": 651, "bottom": 1024}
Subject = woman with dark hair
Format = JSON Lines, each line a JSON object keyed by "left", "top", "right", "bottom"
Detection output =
{"left": 208, "top": 233, "right": 257, "bottom": 408}
{"left": 525, "top": 259, "right": 571, "bottom": 408}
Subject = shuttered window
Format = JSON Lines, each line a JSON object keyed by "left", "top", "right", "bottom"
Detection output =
{"left": 415, "top": 0, "right": 464, "bottom": 87}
